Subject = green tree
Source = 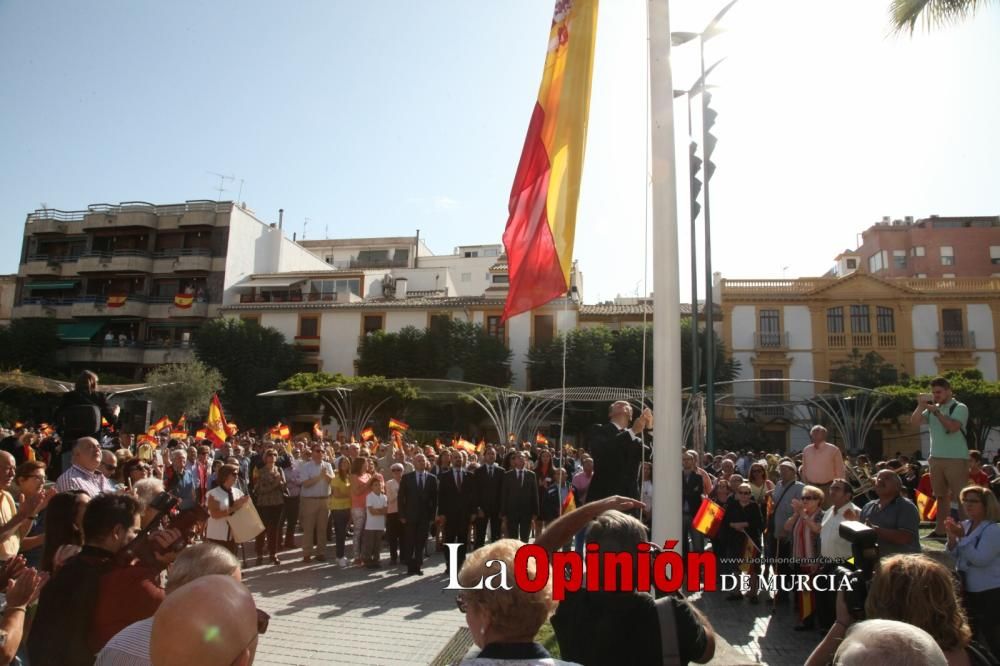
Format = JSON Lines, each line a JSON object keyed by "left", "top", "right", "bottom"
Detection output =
{"left": 194, "top": 319, "right": 302, "bottom": 425}
{"left": 830, "top": 349, "right": 907, "bottom": 389}
{"left": 876, "top": 369, "right": 1000, "bottom": 449}
{"left": 0, "top": 319, "right": 61, "bottom": 376}
{"left": 145, "top": 361, "right": 223, "bottom": 421}
{"left": 357, "top": 319, "right": 512, "bottom": 387}
{"left": 680, "top": 319, "right": 741, "bottom": 391}
{"left": 890, "top": 0, "right": 997, "bottom": 33}
{"left": 279, "top": 372, "right": 420, "bottom": 436}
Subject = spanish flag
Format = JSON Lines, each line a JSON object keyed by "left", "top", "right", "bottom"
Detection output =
{"left": 137, "top": 433, "right": 158, "bottom": 447}
{"left": 107, "top": 294, "right": 128, "bottom": 308}
{"left": 388, "top": 418, "right": 409, "bottom": 432}
{"left": 360, "top": 427, "right": 375, "bottom": 441}
{"left": 536, "top": 433, "right": 548, "bottom": 445}
{"left": 691, "top": 498, "right": 725, "bottom": 538}
{"left": 174, "top": 293, "right": 194, "bottom": 309}
{"left": 562, "top": 487, "right": 576, "bottom": 514}
{"left": 148, "top": 416, "right": 172, "bottom": 436}
{"left": 39, "top": 423, "right": 54, "bottom": 437}
{"left": 225, "top": 422, "right": 238, "bottom": 437}
{"left": 269, "top": 423, "right": 290, "bottom": 440}
{"left": 501, "top": 0, "right": 598, "bottom": 321}
{"left": 456, "top": 438, "right": 477, "bottom": 454}
{"left": 313, "top": 421, "right": 323, "bottom": 439}
{"left": 13, "top": 421, "right": 23, "bottom": 430}
{"left": 391, "top": 429, "right": 405, "bottom": 451}
{"left": 195, "top": 428, "right": 208, "bottom": 440}
{"left": 915, "top": 489, "right": 938, "bottom": 521}
{"left": 476, "top": 439, "right": 486, "bottom": 455}
{"left": 205, "top": 394, "right": 229, "bottom": 447}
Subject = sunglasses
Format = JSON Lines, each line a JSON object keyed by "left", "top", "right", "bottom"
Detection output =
{"left": 801, "top": 496, "right": 820, "bottom": 501}
{"left": 736, "top": 491, "right": 751, "bottom": 495}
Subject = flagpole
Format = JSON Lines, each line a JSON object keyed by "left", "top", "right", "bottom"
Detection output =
{"left": 648, "top": 0, "right": 682, "bottom": 547}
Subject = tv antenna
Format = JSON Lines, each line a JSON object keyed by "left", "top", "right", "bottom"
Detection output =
{"left": 303, "top": 217, "right": 310, "bottom": 240}
{"left": 206, "top": 171, "right": 235, "bottom": 201}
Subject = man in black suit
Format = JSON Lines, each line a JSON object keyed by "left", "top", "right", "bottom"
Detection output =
{"left": 501, "top": 452, "right": 538, "bottom": 542}
{"left": 438, "top": 453, "right": 477, "bottom": 573}
{"left": 586, "top": 401, "right": 653, "bottom": 503}
{"left": 473, "top": 447, "right": 504, "bottom": 549}
{"left": 397, "top": 453, "right": 438, "bottom": 575}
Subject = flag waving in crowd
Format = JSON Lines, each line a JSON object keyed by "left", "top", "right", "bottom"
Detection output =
{"left": 205, "top": 394, "right": 229, "bottom": 447}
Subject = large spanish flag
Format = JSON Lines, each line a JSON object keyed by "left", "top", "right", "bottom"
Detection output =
{"left": 502, "top": 0, "right": 598, "bottom": 321}
{"left": 206, "top": 394, "right": 229, "bottom": 447}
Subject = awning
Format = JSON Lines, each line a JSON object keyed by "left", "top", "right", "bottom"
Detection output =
{"left": 57, "top": 321, "right": 106, "bottom": 342}
{"left": 26, "top": 281, "right": 79, "bottom": 291}
{"left": 233, "top": 277, "right": 307, "bottom": 289}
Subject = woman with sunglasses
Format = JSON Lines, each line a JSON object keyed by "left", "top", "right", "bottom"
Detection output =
{"left": 946, "top": 485, "right": 1000, "bottom": 658}
{"left": 252, "top": 448, "right": 286, "bottom": 567}
{"left": 747, "top": 462, "right": 774, "bottom": 506}
{"left": 783, "top": 485, "right": 824, "bottom": 630}
{"left": 122, "top": 457, "right": 151, "bottom": 488}
{"left": 723, "top": 482, "right": 765, "bottom": 603}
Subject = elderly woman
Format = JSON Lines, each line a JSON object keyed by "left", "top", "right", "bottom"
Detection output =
{"left": 807, "top": 554, "right": 988, "bottom": 666}
{"left": 134, "top": 477, "right": 166, "bottom": 528}
{"left": 253, "top": 448, "right": 286, "bottom": 567}
{"left": 206, "top": 464, "right": 250, "bottom": 554}
{"left": 455, "top": 538, "right": 576, "bottom": 665}
{"left": 122, "top": 457, "right": 151, "bottom": 488}
{"left": 747, "top": 462, "right": 774, "bottom": 506}
{"left": 946, "top": 485, "right": 1000, "bottom": 658}
{"left": 783, "top": 484, "right": 824, "bottom": 630}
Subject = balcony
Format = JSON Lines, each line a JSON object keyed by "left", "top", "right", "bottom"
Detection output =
{"left": 179, "top": 209, "right": 218, "bottom": 227}
{"left": 82, "top": 202, "right": 159, "bottom": 230}
{"left": 294, "top": 336, "right": 321, "bottom": 353}
{"left": 938, "top": 330, "right": 976, "bottom": 350}
{"left": 147, "top": 296, "right": 211, "bottom": 319}
{"left": 77, "top": 250, "right": 153, "bottom": 274}
{"left": 62, "top": 343, "right": 145, "bottom": 365}
{"left": 151, "top": 248, "right": 213, "bottom": 273}
{"left": 70, "top": 295, "right": 149, "bottom": 318}
{"left": 142, "top": 345, "right": 196, "bottom": 365}
{"left": 754, "top": 331, "right": 789, "bottom": 350}
{"left": 12, "top": 298, "right": 74, "bottom": 319}
{"left": 21, "top": 255, "right": 79, "bottom": 277}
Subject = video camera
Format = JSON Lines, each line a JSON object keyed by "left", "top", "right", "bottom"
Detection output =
{"left": 116, "top": 492, "right": 208, "bottom": 569}
{"left": 835, "top": 520, "right": 879, "bottom": 618}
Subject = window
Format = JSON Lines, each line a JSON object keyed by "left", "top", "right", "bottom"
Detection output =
{"left": 239, "top": 315, "right": 259, "bottom": 326}
{"left": 850, "top": 305, "right": 870, "bottom": 333}
{"left": 363, "top": 315, "right": 384, "bottom": 335}
{"left": 915, "top": 273, "right": 927, "bottom": 278}
{"left": 486, "top": 315, "right": 505, "bottom": 341}
{"left": 827, "top": 307, "right": 844, "bottom": 334}
{"left": 868, "top": 251, "right": 887, "bottom": 273}
{"left": 492, "top": 274, "right": 509, "bottom": 284}
{"left": 990, "top": 247, "right": 1000, "bottom": 265}
{"left": 464, "top": 251, "right": 478, "bottom": 258}
{"left": 941, "top": 308, "right": 964, "bottom": 348}
{"left": 429, "top": 313, "right": 451, "bottom": 334}
{"left": 940, "top": 246, "right": 955, "bottom": 266}
{"left": 310, "top": 279, "right": 360, "bottom": 299}
{"left": 461, "top": 272, "right": 471, "bottom": 282}
{"left": 299, "top": 316, "right": 319, "bottom": 338}
{"left": 324, "top": 256, "right": 335, "bottom": 265}
{"left": 876, "top": 306, "right": 895, "bottom": 333}
{"left": 758, "top": 309, "right": 780, "bottom": 347}
{"left": 845, "top": 258, "right": 857, "bottom": 269}
{"left": 484, "top": 247, "right": 500, "bottom": 257}
{"left": 943, "top": 273, "right": 956, "bottom": 278}
{"left": 911, "top": 246, "right": 925, "bottom": 257}
{"left": 759, "top": 369, "right": 784, "bottom": 399}
{"left": 892, "top": 250, "right": 906, "bottom": 268}
{"left": 533, "top": 314, "right": 555, "bottom": 347}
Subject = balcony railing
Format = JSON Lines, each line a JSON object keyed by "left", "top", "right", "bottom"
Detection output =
{"left": 754, "top": 331, "right": 789, "bottom": 349}
{"left": 28, "top": 200, "right": 228, "bottom": 224}
{"left": 77, "top": 249, "right": 154, "bottom": 273}
{"left": 938, "top": 330, "right": 976, "bottom": 350}
{"left": 152, "top": 247, "right": 211, "bottom": 258}
{"left": 348, "top": 257, "right": 409, "bottom": 269}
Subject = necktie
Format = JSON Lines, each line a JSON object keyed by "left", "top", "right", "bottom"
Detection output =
{"left": 418, "top": 473, "right": 423, "bottom": 490}
{"left": 518, "top": 470, "right": 523, "bottom": 486}
{"left": 488, "top": 466, "right": 492, "bottom": 480}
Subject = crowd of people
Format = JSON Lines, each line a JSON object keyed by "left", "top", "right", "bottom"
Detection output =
{"left": 0, "top": 372, "right": 996, "bottom": 665}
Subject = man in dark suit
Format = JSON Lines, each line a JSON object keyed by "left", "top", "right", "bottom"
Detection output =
{"left": 586, "top": 401, "right": 653, "bottom": 503}
{"left": 473, "top": 447, "right": 504, "bottom": 549}
{"left": 438, "top": 453, "right": 477, "bottom": 572}
{"left": 501, "top": 452, "right": 539, "bottom": 542}
{"left": 397, "top": 453, "right": 438, "bottom": 575}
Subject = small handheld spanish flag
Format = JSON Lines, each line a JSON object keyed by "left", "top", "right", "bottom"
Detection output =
{"left": 313, "top": 421, "right": 323, "bottom": 439}
{"left": 360, "top": 427, "right": 375, "bottom": 441}
{"left": 536, "top": 433, "right": 548, "bottom": 445}
{"left": 195, "top": 428, "right": 208, "bottom": 440}
{"left": 691, "top": 498, "right": 725, "bottom": 538}
{"left": 456, "top": 438, "right": 477, "bottom": 454}
{"left": 476, "top": 439, "right": 486, "bottom": 455}
{"left": 388, "top": 418, "right": 409, "bottom": 432}
{"left": 562, "top": 487, "right": 576, "bottom": 514}
{"left": 915, "top": 489, "right": 938, "bottom": 521}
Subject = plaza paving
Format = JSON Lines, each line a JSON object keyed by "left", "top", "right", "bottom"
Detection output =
{"left": 243, "top": 542, "right": 820, "bottom": 666}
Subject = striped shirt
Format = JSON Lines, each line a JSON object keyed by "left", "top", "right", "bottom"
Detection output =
{"left": 95, "top": 617, "right": 152, "bottom": 666}
{"left": 55, "top": 464, "right": 116, "bottom": 496}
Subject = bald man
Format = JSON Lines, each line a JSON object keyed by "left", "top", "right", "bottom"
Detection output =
{"left": 151, "top": 575, "right": 259, "bottom": 666}
{"left": 56, "top": 436, "right": 116, "bottom": 496}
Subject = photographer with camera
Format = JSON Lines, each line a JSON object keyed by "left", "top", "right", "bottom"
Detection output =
{"left": 28, "top": 493, "right": 182, "bottom": 665}
{"left": 806, "top": 553, "right": 992, "bottom": 666}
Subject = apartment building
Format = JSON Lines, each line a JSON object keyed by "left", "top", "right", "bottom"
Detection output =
{"left": 14, "top": 200, "right": 330, "bottom": 378}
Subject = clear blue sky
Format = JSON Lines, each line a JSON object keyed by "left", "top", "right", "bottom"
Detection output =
{"left": 2, "top": 1, "right": 998, "bottom": 303}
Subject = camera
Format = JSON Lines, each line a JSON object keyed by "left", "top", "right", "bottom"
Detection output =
{"left": 835, "top": 520, "right": 879, "bottom": 618}
{"left": 149, "top": 491, "right": 180, "bottom": 518}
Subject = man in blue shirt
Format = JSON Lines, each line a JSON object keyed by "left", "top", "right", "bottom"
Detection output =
{"left": 166, "top": 449, "right": 199, "bottom": 511}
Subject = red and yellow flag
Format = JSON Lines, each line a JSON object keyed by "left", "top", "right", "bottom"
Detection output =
{"left": 476, "top": 439, "right": 486, "bottom": 455}
{"left": 194, "top": 428, "right": 208, "bottom": 440}
{"left": 502, "top": 0, "right": 598, "bottom": 321}
{"left": 536, "top": 433, "right": 548, "bottom": 445}
{"left": 562, "top": 487, "right": 576, "bottom": 514}
{"left": 269, "top": 423, "right": 290, "bottom": 440}
{"left": 107, "top": 294, "right": 128, "bottom": 308}
{"left": 691, "top": 498, "right": 725, "bottom": 538}
{"left": 456, "top": 438, "right": 477, "bottom": 454}
{"left": 360, "top": 427, "right": 375, "bottom": 441}
{"left": 388, "top": 418, "right": 409, "bottom": 432}
{"left": 148, "top": 415, "right": 171, "bottom": 437}
{"left": 225, "top": 422, "right": 238, "bottom": 437}
{"left": 915, "top": 489, "right": 938, "bottom": 521}
{"left": 313, "top": 421, "right": 323, "bottom": 439}
{"left": 174, "top": 293, "right": 194, "bottom": 309}
{"left": 205, "top": 394, "right": 229, "bottom": 447}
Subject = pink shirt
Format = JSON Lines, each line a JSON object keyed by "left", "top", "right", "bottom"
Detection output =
{"left": 801, "top": 442, "right": 845, "bottom": 485}
{"left": 351, "top": 473, "right": 371, "bottom": 509}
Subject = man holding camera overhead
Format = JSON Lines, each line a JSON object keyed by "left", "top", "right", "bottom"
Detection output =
{"left": 910, "top": 377, "right": 969, "bottom": 538}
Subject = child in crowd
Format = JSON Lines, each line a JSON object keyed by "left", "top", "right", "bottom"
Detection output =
{"left": 363, "top": 476, "right": 388, "bottom": 568}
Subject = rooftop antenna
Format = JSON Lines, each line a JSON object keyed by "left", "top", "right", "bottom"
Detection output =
{"left": 206, "top": 171, "right": 235, "bottom": 201}
{"left": 236, "top": 179, "right": 245, "bottom": 204}
{"left": 303, "top": 217, "right": 310, "bottom": 240}
{"left": 325, "top": 223, "right": 329, "bottom": 239}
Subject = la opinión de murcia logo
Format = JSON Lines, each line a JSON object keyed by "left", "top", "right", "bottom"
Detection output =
{"left": 443, "top": 543, "right": 855, "bottom": 600}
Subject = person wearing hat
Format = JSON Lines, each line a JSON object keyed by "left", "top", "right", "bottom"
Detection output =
{"left": 766, "top": 459, "right": 803, "bottom": 607}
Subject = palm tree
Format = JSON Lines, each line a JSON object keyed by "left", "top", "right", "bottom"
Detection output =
{"left": 890, "top": 0, "right": 997, "bottom": 33}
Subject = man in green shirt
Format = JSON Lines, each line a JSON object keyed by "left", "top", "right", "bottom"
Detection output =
{"left": 910, "top": 376, "right": 969, "bottom": 537}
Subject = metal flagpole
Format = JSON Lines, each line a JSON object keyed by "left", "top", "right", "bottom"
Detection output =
{"left": 648, "top": 0, "right": 682, "bottom": 546}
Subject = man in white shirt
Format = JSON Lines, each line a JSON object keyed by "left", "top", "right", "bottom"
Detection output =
{"left": 800, "top": 425, "right": 846, "bottom": 509}
{"left": 298, "top": 444, "right": 333, "bottom": 562}
{"left": 817, "top": 478, "right": 860, "bottom": 630}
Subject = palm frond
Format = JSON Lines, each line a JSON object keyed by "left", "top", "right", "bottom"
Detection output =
{"left": 890, "top": 0, "right": 995, "bottom": 34}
